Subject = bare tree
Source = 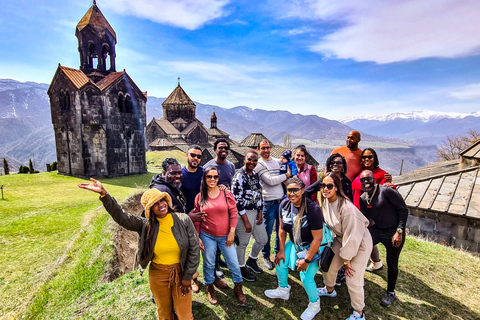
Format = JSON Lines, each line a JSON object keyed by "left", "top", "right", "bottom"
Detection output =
{"left": 437, "top": 129, "right": 480, "bottom": 161}
{"left": 3, "top": 158, "right": 9, "bottom": 175}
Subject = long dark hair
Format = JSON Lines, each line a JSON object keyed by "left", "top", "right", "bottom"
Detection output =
{"left": 361, "top": 148, "right": 379, "bottom": 169}
{"left": 325, "top": 153, "right": 347, "bottom": 175}
{"left": 141, "top": 201, "right": 176, "bottom": 262}
{"left": 199, "top": 166, "right": 218, "bottom": 207}
{"left": 286, "top": 176, "right": 307, "bottom": 246}
{"left": 321, "top": 172, "right": 349, "bottom": 209}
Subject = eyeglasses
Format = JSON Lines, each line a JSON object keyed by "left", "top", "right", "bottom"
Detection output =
{"left": 286, "top": 188, "right": 302, "bottom": 195}
{"left": 246, "top": 157, "right": 258, "bottom": 162}
{"left": 330, "top": 161, "right": 343, "bottom": 165}
{"left": 361, "top": 155, "right": 374, "bottom": 160}
{"left": 218, "top": 146, "right": 229, "bottom": 151}
{"left": 360, "top": 177, "right": 374, "bottom": 183}
{"left": 321, "top": 183, "right": 335, "bottom": 190}
{"left": 206, "top": 175, "right": 219, "bottom": 180}
{"left": 189, "top": 153, "right": 202, "bottom": 159}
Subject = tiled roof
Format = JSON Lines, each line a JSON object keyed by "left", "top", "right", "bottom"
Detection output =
{"left": 208, "top": 128, "right": 229, "bottom": 137}
{"left": 149, "top": 138, "right": 175, "bottom": 147}
{"left": 182, "top": 121, "right": 207, "bottom": 135}
{"left": 96, "top": 72, "right": 125, "bottom": 90}
{"left": 460, "top": 140, "right": 480, "bottom": 159}
{"left": 395, "top": 160, "right": 480, "bottom": 219}
{"left": 163, "top": 84, "right": 196, "bottom": 106}
{"left": 154, "top": 119, "right": 181, "bottom": 135}
{"left": 240, "top": 133, "right": 273, "bottom": 148}
{"left": 172, "top": 117, "right": 188, "bottom": 124}
{"left": 77, "top": 3, "right": 116, "bottom": 39}
{"left": 59, "top": 66, "right": 92, "bottom": 89}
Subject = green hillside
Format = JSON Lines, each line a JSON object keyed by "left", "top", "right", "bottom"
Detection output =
{"left": 0, "top": 166, "right": 479, "bottom": 320}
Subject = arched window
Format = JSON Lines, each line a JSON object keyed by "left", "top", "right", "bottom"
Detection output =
{"left": 118, "top": 93, "right": 125, "bottom": 113}
{"left": 88, "top": 42, "right": 97, "bottom": 69}
{"left": 125, "top": 94, "right": 132, "bottom": 113}
{"left": 101, "top": 44, "right": 110, "bottom": 71}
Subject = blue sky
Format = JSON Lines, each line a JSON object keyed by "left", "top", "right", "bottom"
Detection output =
{"left": 1, "top": 0, "right": 480, "bottom": 119}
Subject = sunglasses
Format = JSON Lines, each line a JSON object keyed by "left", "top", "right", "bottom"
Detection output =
{"left": 360, "top": 177, "right": 374, "bottom": 183}
{"left": 330, "top": 161, "right": 343, "bottom": 165}
{"left": 189, "top": 153, "right": 202, "bottom": 159}
{"left": 218, "top": 146, "right": 229, "bottom": 150}
{"left": 246, "top": 157, "right": 258, "bottom": 162}
{"left": 361, "top": 155, "right": 374, "bottom": 160}
{"left": 206, "top": 175, "right": 219, "bottom": 180}
{"left": 321, "top": 183, "right": 335, "bottom": 190}
{"left": 286, "top": 188, "right": 302, "bottom": 195}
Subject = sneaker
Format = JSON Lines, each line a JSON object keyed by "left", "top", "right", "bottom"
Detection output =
{"left": 380, "top": 292, "right": 396, "bottom": 307}
{"left": 241, "top": 267, "right": 257, "bottom": 282}
{"left": 215, "top": 266, "right": 224, "bottom": 278}
{"left": 246, "top": 257, "right": 263, "bottom": 274}
{"left": 346, "top": 310, "right": 365, "bottom": 320}
{"left": 300, "top": 300, "right": 321, "bottom": 320}
{"left": 366, "top": 261, "right": 383, "bottom": 272}
{"left": 316, "top": 287, "right": 337, "bottom": 297}
{"left": 263, "top": 257, "right": 274, "bottom": 270}
{"left": 264, "top": 285, "right": 291, "bottom": 300}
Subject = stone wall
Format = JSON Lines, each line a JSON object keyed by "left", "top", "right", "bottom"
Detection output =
{"left": 407, "top": 207, "right": 480, "bottom": 254}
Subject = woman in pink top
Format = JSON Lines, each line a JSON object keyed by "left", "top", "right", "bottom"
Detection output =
{"left": 295, "top": 145, "right": 318, "bottom": 203}
{"left": 194, "top": 167, "right": 246, "bottom": 306}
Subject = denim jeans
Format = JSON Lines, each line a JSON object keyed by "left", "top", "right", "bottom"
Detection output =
{"left": 200, "top": 230, "right": 243, "bottom": 284}
{"left": 276, "top": 241, "right": 319, "bottom": 303}
{"left": 262, "top": 200, "right": 280, "bottom": 258}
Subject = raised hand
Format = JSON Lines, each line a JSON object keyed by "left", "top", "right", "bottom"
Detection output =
{"left": 78, "top": 178, "right": 107, "bottom": 196}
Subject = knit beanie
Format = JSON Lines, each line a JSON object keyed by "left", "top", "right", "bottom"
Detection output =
{"left": 141, "top": 188, "right": 173, "bottom": 219}
{"left": 281, "top": 150, "right": 292, "bottom": 161}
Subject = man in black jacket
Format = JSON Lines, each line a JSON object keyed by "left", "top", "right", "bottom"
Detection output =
{"left": 150, "top": 158, "right": 187, "bottom": 214}
{"left": 359, "top": 170, "right": 408, "bottom": 308}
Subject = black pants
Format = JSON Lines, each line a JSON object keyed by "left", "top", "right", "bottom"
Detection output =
{"left": 369, "top": 226, "right": 405, "bottom": 292}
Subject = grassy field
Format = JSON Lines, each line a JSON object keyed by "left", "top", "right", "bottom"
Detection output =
{"left": 1, "top": 169, "right": 480, "bottom": 320}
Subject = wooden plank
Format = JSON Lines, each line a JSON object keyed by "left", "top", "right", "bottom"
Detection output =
{"left": 446, "top": 172, "right": 463, "bottom": 212}
{"left": 428, "top": 176, "right": 446, "bottom": 210}
{"left": 415, "top": 179, "right": 432, "bottom": 208}
{"left": 463, "top": 168, "right": 479, "bottom": 216}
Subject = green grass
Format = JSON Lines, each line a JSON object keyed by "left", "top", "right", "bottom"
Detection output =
{"left": 1, "top": 171, "right": 480, "bottom": 320}
{"left": 146, "top": 150, "right": 187, "bottom": 172}
{"left": 0, "top": 171, "right": 154, "bottom": 319}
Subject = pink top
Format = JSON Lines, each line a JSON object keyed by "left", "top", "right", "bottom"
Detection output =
{"left": 194, "top": 190, "right": 238, "bottom": 237}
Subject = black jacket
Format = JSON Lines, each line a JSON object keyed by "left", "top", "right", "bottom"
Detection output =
{"left": 149, "top": 174, "right": 187, "bottom": 213}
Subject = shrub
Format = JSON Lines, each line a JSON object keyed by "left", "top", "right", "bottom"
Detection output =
{"left": 51, "top": 161, "right": 58, "bottom": 171}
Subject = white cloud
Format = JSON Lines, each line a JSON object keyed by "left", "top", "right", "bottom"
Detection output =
{"left": 273, "top": 0, "right": 480, "bottom": 64}
{"left": 102, "top": 0, "right": 230, "bottom": 30}
{"left": 449, "top": 83, "right": 480, "bottom": 100}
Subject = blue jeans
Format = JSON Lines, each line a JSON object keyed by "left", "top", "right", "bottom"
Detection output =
{"left": 200, "top": 231, "right": 243, "bottom": 284}
{"left": 276, "top": 241, "right": 319, "bottom": 303}
{"left": 262, "top": 200, "right": 280, "bottom": 258}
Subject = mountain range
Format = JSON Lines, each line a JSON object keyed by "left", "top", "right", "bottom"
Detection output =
{"left": 2, "top": 78, "right": 477, "bottom": 175}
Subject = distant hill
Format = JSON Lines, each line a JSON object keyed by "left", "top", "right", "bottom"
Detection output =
{"left": 0, "top": 78, "right": 442, "bottom": 175}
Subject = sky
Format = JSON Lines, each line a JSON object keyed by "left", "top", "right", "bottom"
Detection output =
{"left": 1, "top": 0, "right": 480, "bottom": 119}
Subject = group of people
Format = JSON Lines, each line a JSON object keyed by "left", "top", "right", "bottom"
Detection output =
{"left": 78, "top": 132, "right": 408, "bottom": 320}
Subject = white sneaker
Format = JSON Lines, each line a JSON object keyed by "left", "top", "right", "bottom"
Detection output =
{"left": 316, "top": 287, "right": 337, "bottom": 297}
{"left": 300, "top": 300, "right": 321, "bottom": 320}
{"left": 346, "top": 310, "right": 365, "bottom": 320}
{"left": 366, "top": 261, "right": 383, "bottom": 272}
{"left": 264, "top": 285, "right": 291, "bottom": 300}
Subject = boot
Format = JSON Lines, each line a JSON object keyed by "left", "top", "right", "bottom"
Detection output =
{"left": 206, "top": 283, "right": 218, "bottom": 305}
{"left": 191, "top": 278, "right": 200, "bottom": 293}
{"left": 214, "top": 276, "right": 229, "bottom": 289}
{"left": 233, "top": 282, "right": 247, "bottom": 306}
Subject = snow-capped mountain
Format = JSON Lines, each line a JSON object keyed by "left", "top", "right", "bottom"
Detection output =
{"left": 339, "top": 110, "right": 480, "bottom": 146}
{"left": 338, "top": 110, "right": 480, "bottom": 123}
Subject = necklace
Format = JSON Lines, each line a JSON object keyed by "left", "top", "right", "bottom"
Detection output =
{"left": 365, "top": 184, "right": 378, "bottom": 208}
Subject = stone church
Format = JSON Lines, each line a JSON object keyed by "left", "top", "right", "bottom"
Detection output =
{"left": 146, "top": 83, "right": 230, "bottom": 152}
{"left": 47, "top": 2, "right": 147, "bottom": 177}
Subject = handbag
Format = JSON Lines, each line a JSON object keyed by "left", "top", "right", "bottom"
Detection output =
{"left": 319, "top": 223, "right": 335, "bottom": 272}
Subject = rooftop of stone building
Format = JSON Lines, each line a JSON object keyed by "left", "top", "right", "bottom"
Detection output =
{"left": 76, "top": 2, "right": 116, "bottom": 39}
{"left": 163, "top": 83, "right": 196, "bottom": 106}
{"left": 239, "top": 133, "right": 273, "bottom": 148}
{"left": 395, "top": 157, "right": 480, "bottom": 220}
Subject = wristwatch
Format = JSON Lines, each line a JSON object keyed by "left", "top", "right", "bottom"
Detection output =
{"left": 397, "top": 228, "right": 403, "bottom": 234}
{"left": 304, "top": 258, "right": 311, "bottom": 264}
